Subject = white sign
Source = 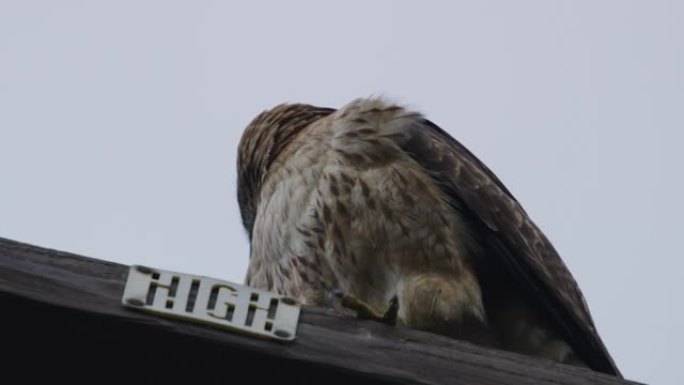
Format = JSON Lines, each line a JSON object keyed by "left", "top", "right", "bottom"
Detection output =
{"left": 122, "top": 265, "right": 300, "bottom": 341}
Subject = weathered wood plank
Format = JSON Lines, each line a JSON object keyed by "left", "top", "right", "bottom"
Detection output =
{"left": 0, "top": 237, "right": 639, "bottom": 384}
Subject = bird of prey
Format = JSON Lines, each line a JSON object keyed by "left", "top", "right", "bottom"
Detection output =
{"left": 237, "top": 97, "right": 620, "bottom": 376}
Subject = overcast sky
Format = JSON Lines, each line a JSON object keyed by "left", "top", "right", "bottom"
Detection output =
{"left": 1, "top": 1, "right": 681, "bottom": 383}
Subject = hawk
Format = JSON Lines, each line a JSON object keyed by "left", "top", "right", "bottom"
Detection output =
{"left": 237, "top": 98, "right": 620, "bottom": 376}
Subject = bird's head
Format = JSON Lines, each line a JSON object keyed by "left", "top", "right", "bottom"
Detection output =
{"left": 237, "top": 103, "right": 335, "bottom": 239}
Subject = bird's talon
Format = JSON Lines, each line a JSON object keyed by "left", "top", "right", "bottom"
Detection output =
{"left": 328, "top": 289, "right": 398, "bottom": 325}
{"left": 382, "top": 295, "right": 399, "bottom": 324}
{"left": 327, "top": 288, "right": 346, "bottom": 311}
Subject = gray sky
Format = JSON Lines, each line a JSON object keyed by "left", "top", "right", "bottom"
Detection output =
{"left": 1, "top": 1, "right": 681, "bottom": 383}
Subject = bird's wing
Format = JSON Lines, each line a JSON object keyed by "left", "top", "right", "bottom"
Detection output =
{"left": 394, "top": 117, "right": 620, "bottom": 376}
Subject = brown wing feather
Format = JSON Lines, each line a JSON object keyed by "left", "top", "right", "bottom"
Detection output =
{"left": 397, "top": 118, "right": 620, "bottom": 376}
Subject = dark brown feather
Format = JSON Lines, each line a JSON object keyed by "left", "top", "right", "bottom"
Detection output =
{"left": 396, "top": 118, "right": 621, "bottom": 377}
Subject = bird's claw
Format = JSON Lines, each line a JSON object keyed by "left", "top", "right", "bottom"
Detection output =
{"left": 327, "top": 288, "right": 398, "bottom": 325}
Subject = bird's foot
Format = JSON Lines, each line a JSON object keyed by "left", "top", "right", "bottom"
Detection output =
{"left": 327, "top": 289, "right": 399, "bottom": 325}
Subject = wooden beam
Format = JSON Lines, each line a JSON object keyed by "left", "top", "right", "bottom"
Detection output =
{"left": 0, "top": 237, "right": 639, "bottom": 384}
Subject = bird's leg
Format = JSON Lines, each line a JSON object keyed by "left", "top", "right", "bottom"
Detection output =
{"left": 328, "top": 289, "right": 399, "bottom": 325}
